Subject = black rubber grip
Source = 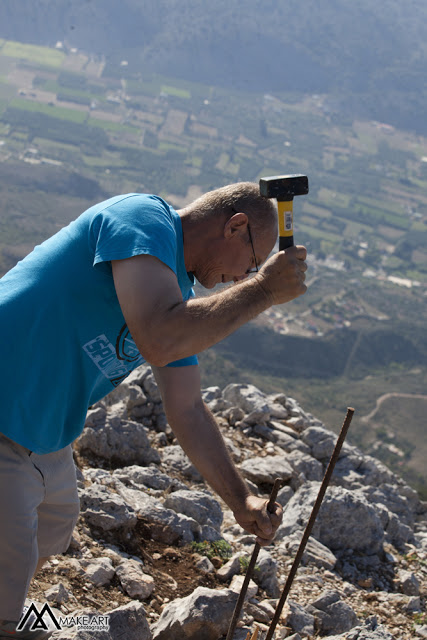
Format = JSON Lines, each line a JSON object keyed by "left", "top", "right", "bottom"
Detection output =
{"left": 279, "top": 236, "right": 294, "bottom": 251}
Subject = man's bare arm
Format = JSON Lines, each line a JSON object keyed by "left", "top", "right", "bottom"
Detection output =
{"left": 152, "top": 364, "right": 282, "bottom": 544}
{"left": 112, "top": 246, "right": 307, "bottom": 367}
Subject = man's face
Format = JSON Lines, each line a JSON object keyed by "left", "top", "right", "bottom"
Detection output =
{"left": 195, "top": 219, "right": 276, "bottom": 289}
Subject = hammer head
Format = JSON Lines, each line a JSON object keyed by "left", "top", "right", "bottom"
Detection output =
{"left": 259, "top": 174, "right": 309, "bottom": 200}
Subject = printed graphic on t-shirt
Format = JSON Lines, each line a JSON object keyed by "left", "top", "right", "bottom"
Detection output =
{"left": 83, "top": 325, "right": 143, "bottom": 386}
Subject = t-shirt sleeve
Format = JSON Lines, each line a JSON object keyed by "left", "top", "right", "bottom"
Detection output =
{"left": 90, "top": 193, "right": 198, "bottom": 369}
{"left": 91, "top": 194, "right": 178, "bottom": 275}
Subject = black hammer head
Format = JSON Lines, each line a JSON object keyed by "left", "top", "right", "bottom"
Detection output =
{"left": 259, "top": 174, "right": 309, "bottom": 200}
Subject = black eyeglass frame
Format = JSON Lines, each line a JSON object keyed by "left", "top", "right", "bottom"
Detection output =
{"left": 231, "top": 207, "right": 258, "bottom": 274}
{"left": 246, "top": 222, "right": 259, "bottom": 274}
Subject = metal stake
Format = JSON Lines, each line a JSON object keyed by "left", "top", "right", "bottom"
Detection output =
{"left": 264, "top": 407, "right": 354, "bottom": 640}
{"left": 226, "top": 478, "right": 282, "bottom": 640}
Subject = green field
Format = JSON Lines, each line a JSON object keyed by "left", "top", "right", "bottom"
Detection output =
{"left": 9, "top": 98, "right": 88, "bottom": 123}
{"left": 2, "top": 41, "right": 65, "bottom": 67}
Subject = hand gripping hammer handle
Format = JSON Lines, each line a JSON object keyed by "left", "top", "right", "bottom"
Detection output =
{"left": 226, "top": 478, "right": 282, "bottom": 640}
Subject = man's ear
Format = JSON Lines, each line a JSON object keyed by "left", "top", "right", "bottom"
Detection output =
{"left": 224, "top": 212, "right": 248, "bottom": 239}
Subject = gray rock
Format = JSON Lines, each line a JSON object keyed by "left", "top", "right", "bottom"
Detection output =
{"left": 82, "top": 557, "right": 115, "bottom": 586}
{"left": 301, "top": 426, "right": 337, "bottom": 459}
{"left": 194, "top": 555, "right": 215, "bottom": 574}
{"left": 113, "top": 481, "right": 199, "bottom": 543}
{"left": 222, "top": 383, "right": 271, "bottom": 424}
{"left": 76, "top": 417, "right": 160, "bottom": 466}
{"left": 161, "top": 445, "right": 203, "bottom": 482}
{"left": 115, "top": 559, "right": 155, "bottom": 599}
{"left": 361, "top": 483, "right": 417, "bottom": 527}
{"left": 398, "top": 569, "right": 420, "bottom": 595}
{"left": 384, "top": 511, "right": 413, "bottom": 548}
{"left": 112, "top": 465, "right": 186, "bottom": 492}
{"left": 285, "top": 599, "right": 315, "bottom": 636}
{"left": 277, "top": 485, "right": 294, "bottom": 507}
{"left": 287, "top": 449, "right": 324, "bottom": 482}
{"left": 276, "top": 482, "right": 385, "bottom": 553}
{"left": 229, "top": 575, "right": 258, "bottom": 599}
{"left": 201, "top": 386, "right": 222, "bottom": 403}
{"left": 45, "top": 583, "right": 72, "bottom": 605}
{"left": 79, "top": 484, "right": 137, "bottom": 531}
{"left": 107, "top": 601, "right": 152, "bottom": 640}
{"left": 223, "top": 406, "right": 246, "bottom": 426}
{"left": 252, "top": 423, "right": 277, "bottom": 442}
{"left": 163, "top": 489, "right": 223, "bottom": 530}
{"left": 256, "top": 549, "right": 280, "bottom": 597}
{"left": 217, "top": 555, "right": 241, "bottom": 582}
{"left": 278, "top": 532, "right": 337, "bottom": 570}
{"left": 325, "top": 615, "right": 393, "bottom": 639}
{"left": 239, "top": 455, "right": 293, "bottom": 484}
{"left": 307, "top": 589, "right": 359, "bottom": 634}
{"left": 286, "top": 416, "right": 310, "bottom": 430}
{"left": 142, "top": 371, "right": 162, "bottom": 403}
{"left": 151, "top": 587, "right": 237, "bottom": 640}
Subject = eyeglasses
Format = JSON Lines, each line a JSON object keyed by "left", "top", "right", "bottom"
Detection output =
{"left": 231, "top": 207, "right": 258, "bottom": 274}
{"left": 246, "top": 222, "right": 259, "bottom": 274}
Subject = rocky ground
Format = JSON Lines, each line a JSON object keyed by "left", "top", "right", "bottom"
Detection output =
{"left": 27, "top": 365, "right": 427, "bottom": 640}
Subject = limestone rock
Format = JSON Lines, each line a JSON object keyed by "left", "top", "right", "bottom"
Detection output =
{"left": 276, "top": 482, "right": 384, "bottom": 553}
{"left": 116, "top": 559, "right": 155, "bottom": 599}
{"left": 222, "top": 383, "right": 271, "bottom": 424}
{"left": 307, "top": 589, "right": 359, "bottom": 634}
{"left": 79, "top": 484, "right": 137, "bottom": 531}
{"left": 45, "top": 582, "right": 72, "bottom": 605}
{"left": 256, "top": 549, "right": 280, "bottom": 597}
{"left": 278, "top": 532, "right": 337, "bottom": 570}
{"left": 107, "top": 601, "right": 152, "bottom": 640}
{"left": 151, "top": 587, "right": 237, "bottom": 640}
{"left": 82, "top": 557, "right": 115, "bottom": 586}
{"left": 163, "top": 489, "right": 223, "bottom": 530}
{"left": 113, "top": 481, "right": 199, "bottom": 543}
{"left": 398, "top": 569, "right": 420, "bottom": 595}
{"left": 76, "top": 417, "right": 160, "bottom": 466}
{"left": 325, "top": 615, "right": 394, "bottom": 639}
{"left": 301, "top": 425, "right": 337, "bottom": 460}
{"left": 216, "top": 555, "right": 241, "bottom": 582}
{"left": 284, "top": 599, "right": 315, "bottom": 636}
{"left": 142, "top": 371, "right": 162, "bottom": 403}
{"left": 239, "top": 454, "right": 293, "bottom": 484}
{"left": 112, "top": 465, "right": 186, "bottom": 493}
{"left": 194, "top": 555, "right": 215, "bottom": 574}
{"left": 287, "top": 449, "right": 324, "bottom": 482}
{"left": 161, "top": 445, "right": 203, "bottom": 482}
{"left": 229, "top": 575, "right": 258, "bottom": 599}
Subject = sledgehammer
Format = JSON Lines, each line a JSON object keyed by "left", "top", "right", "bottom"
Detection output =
{"left": 259, "top": 174, "right": 309, "bottom": 250}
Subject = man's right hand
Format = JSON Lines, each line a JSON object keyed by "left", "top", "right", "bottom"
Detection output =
{"left": 254, "top": 245, "right": 308, "bottom": 305}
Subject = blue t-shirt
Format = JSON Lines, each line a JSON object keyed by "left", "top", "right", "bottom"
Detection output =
{"left": 0, "top": 193, "right": 197, "bottom": 454}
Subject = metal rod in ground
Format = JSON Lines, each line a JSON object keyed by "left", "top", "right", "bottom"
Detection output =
{"left": 226, "top": 478, "right": 282, "bottom": 640}
{"left": 264, "top": 407, "right": 355, "bottom": 640}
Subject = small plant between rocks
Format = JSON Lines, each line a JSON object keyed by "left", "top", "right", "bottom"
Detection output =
{"left": 190, "top": 539, "right": 232, "bottom": 561}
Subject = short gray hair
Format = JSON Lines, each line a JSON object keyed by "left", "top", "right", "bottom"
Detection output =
{"left": 188, "top": 182, "right": 277, "bottom": 236}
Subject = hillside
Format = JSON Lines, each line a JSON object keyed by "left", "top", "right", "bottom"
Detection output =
{"left": 27, "top": 366, "right": 427, "bottom": 639}
{"left": 0, "top": 0, "right": 427, "bottom": 134}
